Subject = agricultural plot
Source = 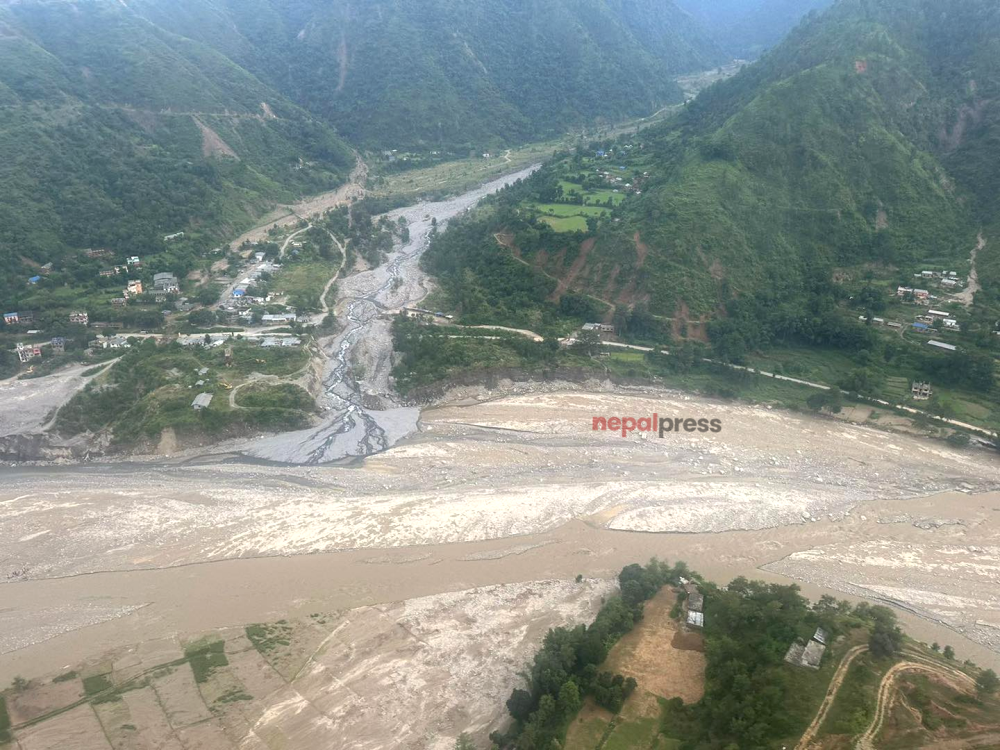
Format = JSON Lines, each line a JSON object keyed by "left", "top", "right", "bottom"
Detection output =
{"left": 565, "top": 588, "right": 706, "bottom": 750}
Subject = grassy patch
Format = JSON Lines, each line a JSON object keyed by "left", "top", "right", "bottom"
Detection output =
{"left": 235, "top": 382, "right": 315, "bottom": 412}
{"left": 82, "top": 674, "right": 114, "bottom": 697}
{"left": 0, "top": 696, "right": 10, "bottom": 743}
{"left": 215, "top": 688, "right": 253, "bottom": 705}
{"left": 52, "top": 671, "right": 78, "bottom": 684}
{"left": 184, "top": 639, "right": 229, "bottom": 684}
{"left": 820, "top": 652, "right": 897, "bottom": 737}
{"left": 603, "top": 716, "right": 659, "bottom": 750}
{"left": 246, "top": 622, "right": 294, "bottom": 655}
{"left": 539, "top": 215, "right": 589, "bottom": 233}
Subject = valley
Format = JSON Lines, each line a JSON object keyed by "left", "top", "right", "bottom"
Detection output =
{"left": 2, "top": 0, "right": 1000, "bottom": 748}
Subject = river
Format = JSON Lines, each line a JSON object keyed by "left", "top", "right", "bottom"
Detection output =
{"left": 231, "top": 165, "right": 539, "bottom": 464}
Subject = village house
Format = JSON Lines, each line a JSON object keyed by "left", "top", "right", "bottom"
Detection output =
{"left": 582, "top": 322, "right": 615, "bottom": 334}
{"left": 784, "top": 627, "right": 828, "bottom": 670}
{"left": 192, "top": 393, "right": 214, "bottom": 411}
{"left": 911, "top": 382, "right": 933, "bottom": 400}
{"left": 943, "top": 318, "right": 960, "bottom": 330}
{"left": 260, "top": 336, "right": 302, "bottom": 348}
{"left": 261, "top": 313, "right": 298, "bottom": 324}
{"left": 683, "top": 582, "right": 704, "bottom": 628}
{"left": 50, "top": 337, "right": 66, "bottom": 354}
{"left": 69, "top": 311, "right": 89, "bottom": 326}
{"left": 3, "top": 312, "right": 19, "bottom": 325}
{"left": 163, "top": 231, "right": 185, "bottom": 242}
{"left": 16, "top": 343, "right": 42, "bottom": 363}
{"left": 89, "top": 335, "right": 130, "bottom": 350}
{"left": 127, "top": 256, "right": 141, "bottom": 267}
{"left": 17, "top": 311, "right": 34, "bottom": 324}
{"left": 112, "top": 297, "right": 128, "bottom": 307}
{"left": 127, "top": 279, "right": 144, "bottom": 296}
{"left": 153, "top": 272, "right": 180, "bottom": 293}
{"left": 85, "top": 248, "right": 112, "bottom": 259}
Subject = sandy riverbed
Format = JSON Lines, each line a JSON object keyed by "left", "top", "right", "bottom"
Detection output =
{"left": 2, "top": 387, "right": 1000, "bottom": 747}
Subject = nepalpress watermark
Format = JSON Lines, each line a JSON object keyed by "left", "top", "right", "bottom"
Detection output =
{"left": 593, "top": 413, "right": 722, "bottom": 438}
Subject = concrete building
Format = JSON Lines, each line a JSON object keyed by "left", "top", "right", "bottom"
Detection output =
{"left": 153, "top": 272, "right": 180, "bottom": 293}
{"left": 69, "top": 311, "right": 89, "bottom": 326}
{"left": 3, "top": 312, "right": 19, "bottom": 325}
{"left": 50, "top": 337, "right": 66, "bottom": 354}
{"left": 911, "top": 382, "right": 933, "bottom": 400}
{"left": 16, "top": 343, "right": 42, "bottom": 363}
{"left": 261, "top": 313, "right": 298, "bottom": 324}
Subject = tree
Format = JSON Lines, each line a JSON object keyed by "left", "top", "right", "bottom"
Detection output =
{"left": 454, "top": 733, "right": 476, "bottom": 750}
{"left": 869, "top": 611, "right": 903, "bottom": 659}
{"left": 558, "top": 680, "right": 582, "bottom": 716}
{"left": 11, "top": 675, "right": 28, "bottom": 691}
{"left": 572, "top": 330, "right": 602, "bottom": 357}
{"left": 931, "top": 642, "right": 940, "bottom": 652}
{"left": 944, "top": 645, "right": 955, "bottom": 660}
{"left": 506, "top": 688, "right": 533, "bottom": 723}
{"left": 807, "top": 389, "right": 843, "bottom": 414}
{"left": 977, "top": 669, "right": 1000, "bottom": 696}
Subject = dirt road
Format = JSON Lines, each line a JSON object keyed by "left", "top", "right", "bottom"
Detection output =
{"left": 227, "top": 157, "right": 367, "bottom": 252}
{"left": 796, "top": 645, "right": 869, "bottom": 750}
{"left": 855, "top": 651, "right": 978, "bottom": 749}
{"left": 955, "top": 232, "right": 985, "bottom": 307}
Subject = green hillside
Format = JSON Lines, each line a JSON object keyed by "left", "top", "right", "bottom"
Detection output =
{"left": 429, "top": 0, "right": 998, "bottom": 320}
{"left": 419, "top": 0, "right": 1000, "bottom": 425}
{"left": 0, "top": 0, "right": 354, "bottom": 310}
{"left": 123, "top": 0, "right": 726, "bottom": 150}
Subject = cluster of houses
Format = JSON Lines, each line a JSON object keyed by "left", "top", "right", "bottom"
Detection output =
{"left": 15, "top": 342, "right": 43, "bottom": 364}
{"left": 915, "top": 269, "right": 963, "bottom": 290}
{"left": 14, "top": 337, "right": 68, "bottom": 363}
{"left": 232, "top": 260, "right": 280, "bottom": 299}
{"left": 88, "top": 335, "right": 131, "bottom": 351}
{"left": 591, "top": 166, "right": 648, "bottom": 195}
{"left": 784, "top": 627, "right": 829, "bottom": 670}
{"left": 911, "top": 309, "right": 961, "bottom": 334}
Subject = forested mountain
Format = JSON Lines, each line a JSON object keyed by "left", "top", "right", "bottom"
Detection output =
{"left": 0, "top": 0, "right": 353, "bottom": 307}
{"left": 125, "top": 0, "right": 726, "bottom": 150}
{"left": 0, "top": 0, "right": 729, "bottom": 308}
{"left": 675, "top": 0, "right": 834, "bottom": 58}
{"left": 424, "top": 0, "right": 1000, "bottom": 367}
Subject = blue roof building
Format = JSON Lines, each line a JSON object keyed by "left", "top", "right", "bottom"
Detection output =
{"left": 28, "top": 276, "right": 41, "bottom": 284}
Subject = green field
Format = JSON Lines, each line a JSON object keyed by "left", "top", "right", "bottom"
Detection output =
{"left": 539, "top": 215, "right": 589, "bottom": 232}
{"left": 531, "top": 203, "right": 609, "bottom": 218}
